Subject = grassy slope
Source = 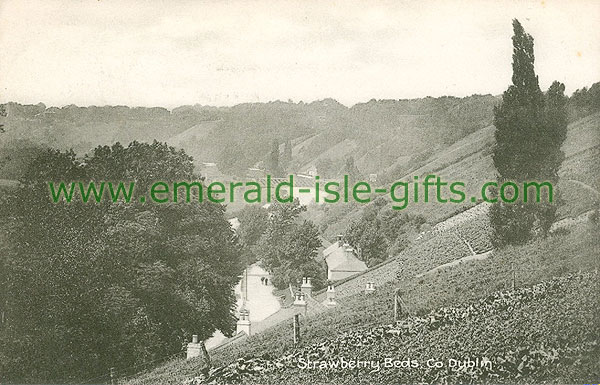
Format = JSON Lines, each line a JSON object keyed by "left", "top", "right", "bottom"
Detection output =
{"left": 249, "top": 272, "right": 599, "bottom": 385}
{"left": 314, "top": 112, "right": 599, "bottom": 240}
{"left": 126, "top": 221, "right": 599, "bottom": 385}
{"left": 125, "top": 113, "right": 599, "bottom": 384}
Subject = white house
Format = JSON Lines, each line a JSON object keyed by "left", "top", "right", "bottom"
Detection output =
{"left": 324, "top": 236, "right": 368, "bottom": 280}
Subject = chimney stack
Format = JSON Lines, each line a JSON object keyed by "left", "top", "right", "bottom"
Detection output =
{"left": 344, "top": 244, "right": 354, "bottom": 258}
{"left": 300, "top": 277, "right": 313, "bottom": 297}
{"left": 326, "top": 284, "right": 337, "bottom": 307}
{"left": 236, "top": 308, "right": 251, "bottom": 335}
{"left": 293, "top": 291, "right": 307, "bottom": 316}
{"left": 186, "top": 335, "right": 202, "bottom": 359}
{"left": 365, "top": 281, "right": 376, "bottom": 294}
{"left": 294, "top": 291, "right": 307, "bottom": 306}
{"left": 336, "top": 234, "right": 343, "bottom": 245}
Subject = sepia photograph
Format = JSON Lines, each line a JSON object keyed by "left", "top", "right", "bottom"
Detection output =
{"left": 0, "top": 0, "right": 598, "bottom": 384}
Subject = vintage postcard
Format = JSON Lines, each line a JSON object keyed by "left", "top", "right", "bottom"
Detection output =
{"left": 0, "top": 1, "right": 598, "bottom": 384}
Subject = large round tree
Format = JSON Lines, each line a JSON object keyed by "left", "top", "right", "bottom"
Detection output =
{"left": 0, "top": 141, "right": 242, "bottom": 383}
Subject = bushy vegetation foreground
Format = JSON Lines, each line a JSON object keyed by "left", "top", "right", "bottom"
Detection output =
{"left": 127, "top": 223, "right": 599, "bottom": 385}
{"left": 185, "top": 272, "right": 599, "bottom": 384}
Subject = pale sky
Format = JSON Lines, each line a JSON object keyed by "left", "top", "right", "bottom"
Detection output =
{"left": 0, "top": 0, "right": 598, "bottom": 108}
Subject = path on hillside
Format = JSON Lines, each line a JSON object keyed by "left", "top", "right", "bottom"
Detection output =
{"left": 0, "top": 179, "right": 19, "bottom": 187}
{"left": 567, "top": 179, "right": 600, "bottom": 198}
{"left": 551, "top": 209, "right": 595, "bottom": 232}
{"left": 416, "top": 250, "right": 493, "bottom": 278}
{"left": 455, "top": 231, "right": 476, "bottom": 256}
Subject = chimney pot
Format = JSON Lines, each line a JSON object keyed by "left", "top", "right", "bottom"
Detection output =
{"left": 301, "top": 276, "right": 313, "bottom": 297}
{"left": 365, "top": 281, "right": 376, "bottom": 294}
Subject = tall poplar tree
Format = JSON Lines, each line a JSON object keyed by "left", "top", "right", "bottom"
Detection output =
{"left": 490, "top": 19, "right": 567, "bottom": 246}
{"left": 268, "top": 138, "right": 282, "bottom": 177}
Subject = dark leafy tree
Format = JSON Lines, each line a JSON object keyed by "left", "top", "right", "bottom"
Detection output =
{"left": 235, "top": 205, "right": 270, "bottom": 265}
{"left": 316, "top": 157, "right": 337, "bottom": 178}
{"left": 345, "top": 198, "right": 425, "bottom": 266}
{"left": 490, "top": 19, "right": 568, "bottom": 246}
{"left": 267, "top": 138, "right": 282, "bottom": 177}
{"left": 257, "top": 200, "right": 325, "bottom": 290}
{"left": 0, "top": 141, "right": 242, "bottom": 383}
{"left": 237, "top": 206, "right": 269, "bottom": 248}
{"left": 281, "top": 137, "right": 293, "bottom": 173}
{"left": 344, "top": 155, "right": 361, "bottom": 182}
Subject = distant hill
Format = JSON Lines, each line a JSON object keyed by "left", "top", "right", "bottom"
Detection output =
{"left": 0, "top": 94, "right": 501, "bottom": 179}
{"left": 313, "top": 110, "right": 600, "bottom": 240}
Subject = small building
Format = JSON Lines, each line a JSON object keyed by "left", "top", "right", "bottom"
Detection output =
{"left": 324, "top": 236, "right": 368, "bottom": 280}
{"left": 304, "top": 165, "right": 317, "bottom": 177}
{"left": 228, "top": 217, "right": 241, "bottom": 231}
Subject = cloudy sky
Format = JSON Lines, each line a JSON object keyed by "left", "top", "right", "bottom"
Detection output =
{"left": 0, "top": 0, "right": 598, "bottom": 107}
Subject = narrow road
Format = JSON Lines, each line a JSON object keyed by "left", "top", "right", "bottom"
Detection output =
{"left": 205, "top": 264, "right": 280, "bottom": 349}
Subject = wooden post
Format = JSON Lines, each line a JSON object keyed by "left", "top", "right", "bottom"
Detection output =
{"left": 200, "top": 340, "right": 211, "bottom": 369}
{"left": 511, "top": 262, "right": 516, "bottom": 290}
{"left": 293, "top": 314, "right": 300, "bottom": 346}
{"left": 394, "top": 288, "right": 401, "bottom": 322}
{"left": 244, "top": 265, "right": 248, "bottom": 301}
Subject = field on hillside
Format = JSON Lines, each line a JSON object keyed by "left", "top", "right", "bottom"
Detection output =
{"left": 125, "top": 221, "right": 599, "bottom": 385}
{"left": 312, "top": 111, "right": 599, "bottom": 241}
{"left": 4, "top": 95, "right": 597, "bottom": 385}
{"left": 244, "top": 272, "right": 599, "bottom": 385}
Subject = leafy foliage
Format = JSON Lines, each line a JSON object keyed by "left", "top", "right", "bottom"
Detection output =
{"left": 491, "top": 20, "right": 568, "bottom": 246}
{"left": 568, "top": 82, "right": 600, "bottom": 121}
{"left": 345, "top": 198, "right": 425, "bottom": 266}
{"left": 0, "top": 141, "right": 242, "bottom": 383}
{"left": 184, "top": 272, "right": 599, "bottom": 384}
{"left": 256, "top": 200, "right": 325, "bottom": 290}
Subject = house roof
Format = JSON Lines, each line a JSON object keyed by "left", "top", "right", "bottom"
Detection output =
{"left": 323, "top": 241, "right": 341, "bottom": 257}
{"left": 330, "top": 258, "right": 368, "bottom": 272}
{"left": 325, "top": 243, "right": 367, "bottom": 273}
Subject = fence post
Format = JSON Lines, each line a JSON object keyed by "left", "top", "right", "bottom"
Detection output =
{"left": 293, "top": 314, "right": 300, "bottom": 346}
{"left": 200, "top": 340, "right": 211, "bottom": 369}
{"left": 394, "top": 288, "right": 401, "bottom": 322}
{"left": 511, "top": 262, "right": 516, "bottom": 290}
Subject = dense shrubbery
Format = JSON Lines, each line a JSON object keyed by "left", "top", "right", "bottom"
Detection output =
{"left": 0, "top": 142, "right": 243, "bottom": 383}
{"left": 568, "top": 82, "right": 600, "bottom": 121}
{"left": 394, "top": 230, "right": 471, "bottom": 281}
{"left": 255, "top": 200, "right": 326, "bottom": 290}
{"left": 183, "top": 272, "right": 598, "bottom": 384}
{"left": 345, "top": 197, "right": 426, "bottom": 267}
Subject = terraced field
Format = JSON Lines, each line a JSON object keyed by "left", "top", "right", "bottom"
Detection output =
{"left": 123, "top": 112, "right": 599, "bottom": 385}
{"left": 313, "top": 229, "right": 471, "bottom": 302}
{"left": 204, "top": 272, "right": 599, "bottom": 385}
{"left": 126, "top": 222, "right": 599, "bottom": 385}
